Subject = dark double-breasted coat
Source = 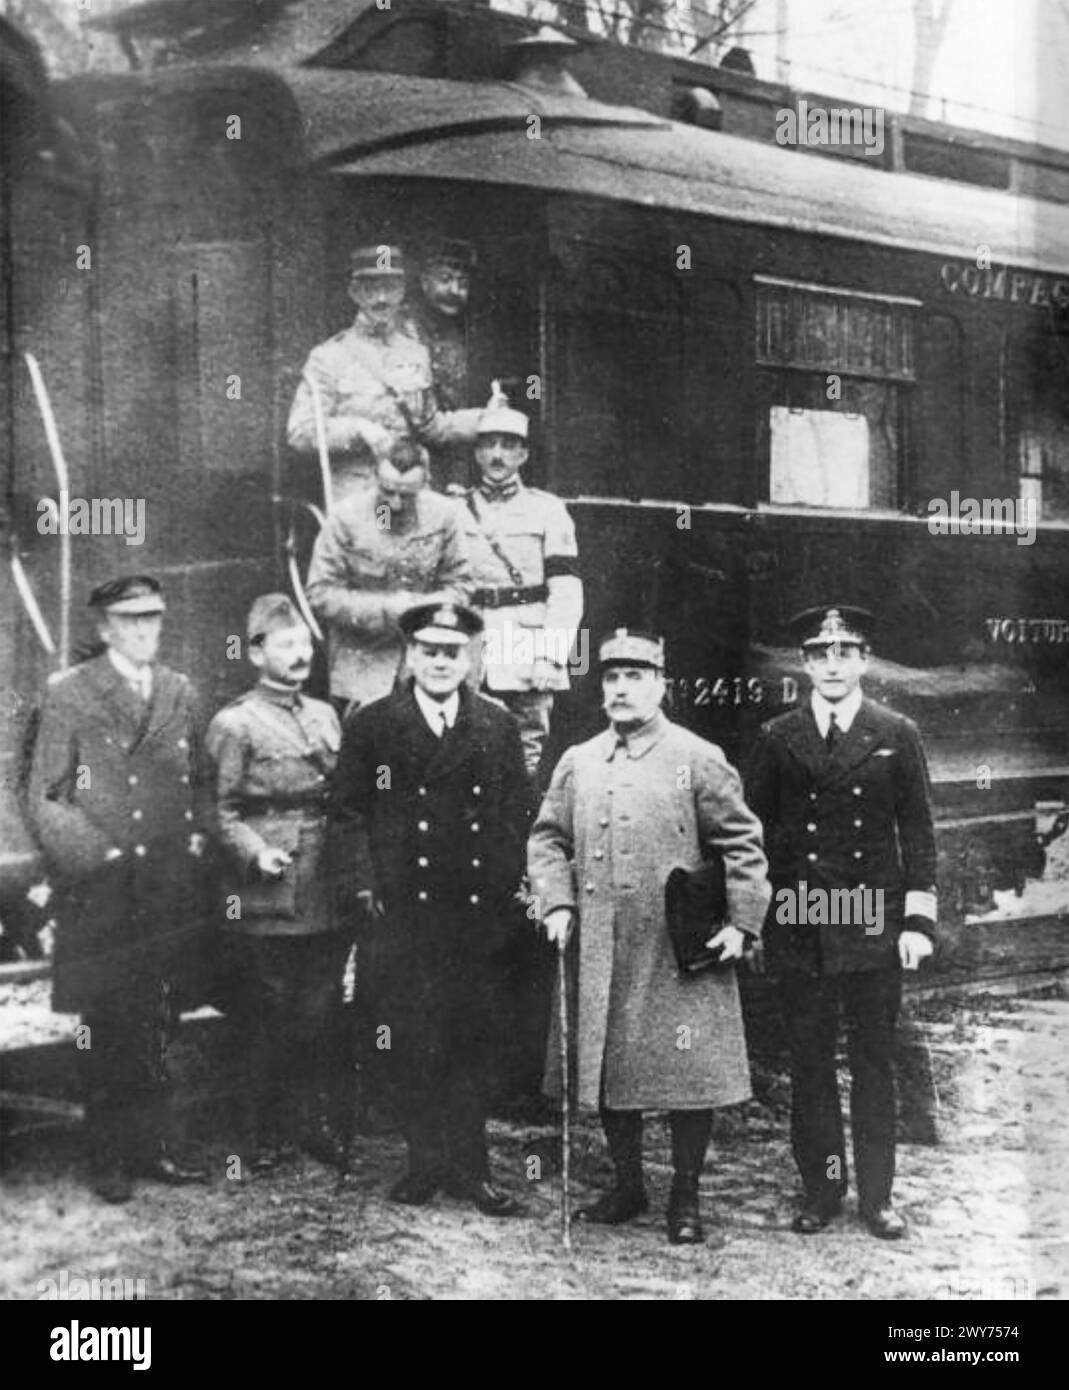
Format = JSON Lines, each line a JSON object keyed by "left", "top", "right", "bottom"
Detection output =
{"left": 328, "top": 681, "right": 531, "bottom": 1074}
{"left": 745, "top": 697, "right": 938, "bottom": 975}
{"left": 28, "top": 655, "right": 207, "bottom": 1015}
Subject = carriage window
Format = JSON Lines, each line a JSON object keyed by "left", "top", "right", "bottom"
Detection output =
{"left": 756, "top": 279, "right": 915, "bottom": 509}
{"left": 1013, "top": 330, "right": 1069, "bottom": 521}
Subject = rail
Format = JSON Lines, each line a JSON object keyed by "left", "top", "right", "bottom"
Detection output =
{"left": 23, "top": 353, "right": 70, "bottom": 670}
{"left": 9, "top": 550, "right": 56, "bottom": 656}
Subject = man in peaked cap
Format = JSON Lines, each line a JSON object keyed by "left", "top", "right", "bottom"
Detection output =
{"left": 460, "top": 387, "right": 583, "bottom": 782}
{"left": 528, "top": 628, "right": 770, "bottom": 1244}
{"left": 205, "top": 594, "right": 347, "bottom": 1172}
{"left": 28, "top": 575, "right": 209, "bottom": 1202}
{"left": 745, "top": 604, "right": 937, "bottom": 1240}
{"left": 328, "top": 600, "right": 532, "bottom": 1215}
{"left": 287, "top": 242, "right": 483, "bottom": 504}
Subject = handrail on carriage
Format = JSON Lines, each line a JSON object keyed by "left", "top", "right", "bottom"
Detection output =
{"left": 303, "top": 369, "right": 334, "bottom": 519}
{"left": 23, "top": 352, "right": 70, "bottom": 670}
{"left": 273, "top": 494, "right": 325, "bottom": 643}
{"left": 9, "top": 549, "right": 56, "bottom": 656}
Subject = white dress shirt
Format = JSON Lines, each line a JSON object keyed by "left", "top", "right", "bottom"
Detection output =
{"left": 414, "top": 686, "right": 459, "bottom": 737}
{"left": 108, "top": 647, "right": 153, "bottom": 701}
{"left": 810, "top": 686, "right": 862, "bottom": 739}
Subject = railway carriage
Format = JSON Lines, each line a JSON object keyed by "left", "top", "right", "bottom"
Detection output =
{"left": 4, "top": 4, "right": 1069, "bottom": 975}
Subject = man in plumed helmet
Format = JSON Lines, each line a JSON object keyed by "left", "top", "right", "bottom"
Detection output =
{"left": 461, "top": 388, "right": 583, "bottom": 782}
{"left": 28, "top": 575, "right": 209, "bottom": 1202}
{"left": 528, "top": 629, "right": 770, "bottom": 1245}
{"left": 328, "top": 601, "right": 531, "bottom": 1215}
{"left": 205, "top": 594, "right": 346, "bottom": 1172}
{"left": 746, "top": 605, "right": 937, "bottom": 1240}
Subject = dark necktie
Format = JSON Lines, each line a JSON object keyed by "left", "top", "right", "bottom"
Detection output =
{"left": 438, "top": 709, "right": 449, "bottom": 739}
{"left": 826, "top": 712, "right": 840, "bottom": 752}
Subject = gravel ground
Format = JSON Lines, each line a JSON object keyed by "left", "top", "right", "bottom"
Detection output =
{"left": 1, "top": 987, "right": 1067, "bottom": 1300}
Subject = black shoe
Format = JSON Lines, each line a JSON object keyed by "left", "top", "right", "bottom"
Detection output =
{"left": 667, "top": 1195, "right": 705, "bottom": 1245}
{"left": 791, "top": 1198, "right": 842, "bottom": 1234}
{"left": 301, "top": 1124, "right": 347, "bottom": 1170}
{"left": 577, "top": 1186, "right": 649, "bottom": 1225}
{"left": 139, "top": 1150, "right": 209, "bottom": 1186}
{"left": 446, "top": 1177, "right": 523, "bottom": 1218}
{"left": 249, "top": 1142, "right": 297, "bottom": 1174}
{"left": 862, "top": 1204, "right": 907, "bottom": 1240}
{"left": 91, "top": 1161, "right": 133, "bottom": 1204}
{"left": 389, "top": 1172, "right": 440, "bottom": 1205}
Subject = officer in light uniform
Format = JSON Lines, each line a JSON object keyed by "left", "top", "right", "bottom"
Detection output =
{"left": 28, "top": 575, "right": 209, "bottom": 1202}
{"left": 746, "top": 605, "right": 937, "bottom": 1241}
{"left": 205, "top": 594, "right": 346, "bottom": 1170}
{"left": 287, "top": 244, "right": 482, "bottom": 504}
{"left": 305, "top": 437, "right": 473, "bottom": 713}
{"left": 460, "top": 393, "right": 583, "bottom": 779}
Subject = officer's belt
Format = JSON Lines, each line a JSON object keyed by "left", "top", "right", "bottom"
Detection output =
{"left": 472, "top": 585, "right": 548, "bottom": 609}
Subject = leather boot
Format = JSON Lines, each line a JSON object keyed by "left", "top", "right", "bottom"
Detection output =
{"left": 667, "top": 1110, "right": 712, "bottom": 1244}
{"left": 578, "top": 1108, "right": 647, "bottom": 1224}
{"left": 300, "top": 1092, "right": 347, "bottom": 1170}
{"left": 86, "top": 1100, "right": 133, "bottom": 1204}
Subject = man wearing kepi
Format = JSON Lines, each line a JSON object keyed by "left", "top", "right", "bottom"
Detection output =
{"left": 287, "top": 244, "right": 481, "bottom": 504}
{"left": 528, "top": 630, "right": 771, "bottom": 1244}
{"left": 205, "top": 595, "right": 346, "bottom": 1171}
{"left": 306, "top": 436, "right": 472, "bottom": 714}
{"left": 28, "top": 575, "right": 208, "bottom": 1202}
{"left": 329, "top": 602, "right": 530, "bottom": 1215}
{"left": 745, "top": 605, "right": 937, "bottom": 1240}
{"left": 461, "top": 388, "right": 583, "bottom": 780}
{"left": 402, "top": 238, "right": 479, "bottom": 492}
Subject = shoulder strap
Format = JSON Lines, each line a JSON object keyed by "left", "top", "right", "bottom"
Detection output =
{"left": 465, "top": 491, "right": 526, "bottom": 588}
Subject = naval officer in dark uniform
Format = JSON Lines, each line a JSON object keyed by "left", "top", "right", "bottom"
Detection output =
{"left": 28, "top": 575, "right": 209, "bottom": 1202}
{"left": 746, "top": 605, "right": 937, "bottom": 1239}
{"left": 329, "top": 601, "right": 531, "bottom": 1215}
{"left": 205, "top": 595, "right": 346, "bottom": 1171}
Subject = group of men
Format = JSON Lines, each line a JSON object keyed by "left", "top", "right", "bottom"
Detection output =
{"left": 24, "top": 229, "right": 938, "bottom": 1245}
{"left": 30, "top": 550, "right": 938, "bottom": 1245}
{"left": 288, "top": 240, "right": 583, "bottom": 783}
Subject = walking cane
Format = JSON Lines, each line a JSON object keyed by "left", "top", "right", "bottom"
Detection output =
{"left": 557, "top": 938, "right": 572, "bottom": 1251}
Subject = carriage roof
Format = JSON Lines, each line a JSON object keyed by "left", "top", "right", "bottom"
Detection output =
{"left": 58, "top": 63, "right": 1069, "bottom": 278}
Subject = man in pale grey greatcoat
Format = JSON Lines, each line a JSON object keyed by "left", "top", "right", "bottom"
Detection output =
{"left": 528, "top": 629, "right": 770, "bottom": 1244}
